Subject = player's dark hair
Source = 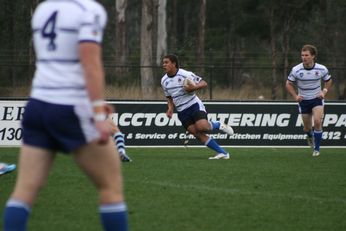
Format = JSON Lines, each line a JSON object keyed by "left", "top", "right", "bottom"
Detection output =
{"left": 164, "top": 54, "right": 179, "bottom": 68}
{"left": 302, "top": 44, "right": 317, "bottom": 59}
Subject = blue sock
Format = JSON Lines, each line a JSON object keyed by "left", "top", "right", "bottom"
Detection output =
{"left": 314, "top": 130, "right": 323, "bottom": 151}
{"left": 113, "top": 132, "right": 126, "bottom": 155}
{"left": 209, "top": 121, "right": 221, "bottom": 130}
{"left": 99, "top": 202, "right": 128, "bottom": 231}
{"left": 4, "top": 199, "right": 31, "bottom": 231}
{"left": 205, "top": 137, "right": 227, "bottom": 154}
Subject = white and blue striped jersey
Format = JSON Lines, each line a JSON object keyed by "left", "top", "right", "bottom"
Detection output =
{"left": 161, "top": 68, "right": 204, "bottom": 112}
{"left": 31, "top": 0, "right": 107, "bottom": 105}
{"left": 288, "top": 63, "right": 331, "bottom": 100}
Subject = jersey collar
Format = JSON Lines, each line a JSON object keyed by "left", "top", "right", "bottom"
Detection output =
{"left": 167, "top": 68, "right": 179, "bottom": 78}
{"left": 303, "top": 63, "right": 315, "bottom": 70}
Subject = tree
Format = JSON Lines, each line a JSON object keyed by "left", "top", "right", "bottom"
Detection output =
{"left": 226, "top": 0, "right": 244, "bottom": 90}
{"left": 279, "top": 0, "right": 315, "bottom": 99}
{"left": 266, "top": 2, "right": 279, "bottom": 100}
{"left": 156, "top": 0, "right": 167, "bottom": 65}
{"left": 115, "top": 0, "right": 128, "bottom": 79}
{"left": 140, "top": 0, "right": 155, "bottom": 99}
{"left": 196, "top": 0, "right": 206, "bottom": 76}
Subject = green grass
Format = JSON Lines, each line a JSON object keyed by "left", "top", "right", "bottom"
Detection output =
{"left": 1, "top": 147, "right": 346, "bottom": 231}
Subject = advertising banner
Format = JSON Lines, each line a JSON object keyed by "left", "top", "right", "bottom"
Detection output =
{"left": 0, "top": 100, "right": 26, "bottom": 146}
{"left": 1, "top": 100, "right": 345, "bottom": 147}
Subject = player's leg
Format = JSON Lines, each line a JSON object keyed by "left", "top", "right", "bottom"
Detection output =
{"left": 73, "top": 140, "right": 128, "bottom": 231}
{"left": 191, "top": 119, "right": 230, "bottom": 159}
{"left": 3, "top": 145, "right": 55, "bottom": 231}
{"left": 108, "top": 119, "right": 132, "bottom": 162}
{"left": 301, "top": 113, "right": 314, "bottom": 148}
{"left": 312, "top": 105, "right": 324, "bottom": 156}
{"left": 209, "top": 121, "right": 234, "bottom": 135}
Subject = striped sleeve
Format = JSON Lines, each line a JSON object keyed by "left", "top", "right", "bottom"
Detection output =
{"left": 322, "top": 68, "right": 331, "bottom": 81}
{"left": 78, "top": 4, "right": 107, "bottom": 43}
{"left": 287, "top": 70, "right": 296, "bottom": 82}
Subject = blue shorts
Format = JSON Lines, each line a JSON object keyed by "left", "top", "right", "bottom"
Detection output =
{"left": 298, "top": 98, "right": 324, "bottom": 114}
{"left": 178, "top": 103, "right": 207, "bottom": 129}
{"left": 22, "top": 98, "right": 99, "bottom": 153}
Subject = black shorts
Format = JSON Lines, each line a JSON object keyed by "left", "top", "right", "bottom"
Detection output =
{"left": 22, "top": 98, "right": 99, "bottom": 153}
{"left": 177, "top": 103, "right": 207, "bottom": 129}
{"left": 298, "top": 98, "right": 324, "bottom": 114}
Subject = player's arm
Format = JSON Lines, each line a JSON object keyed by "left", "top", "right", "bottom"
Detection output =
{"left": 286, "top": 80, "right": 302, "bottom": 102}
{"left": 321, "top": 79, "right": 333, "bottom": 98}
{"left": 166, "top": 96, "right": 174, "bottom": 119}
{"left": 195, "top": 79, "right": 208, "bottom": 91}
{"left": 79, "top": 42, "right": 112, "bottom": 143}
{"left": 80, "top": 42, "right": 104, "bottom": 101}
{"left": 184, "top": 79, "right": 208, "bottom": 93}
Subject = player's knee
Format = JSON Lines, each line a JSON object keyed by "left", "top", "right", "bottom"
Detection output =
{"left": 99, "top": 188, "right": 124, "bottom": 204}
{"left": 313, "top": 122, "right": 322, "bottom": 130}
{"left": 195, "top": 124, "right": 210, "bottom": 133}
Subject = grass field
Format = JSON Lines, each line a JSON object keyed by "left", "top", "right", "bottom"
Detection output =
{"left": 1, "top": 147, "right": 346, "bottom": 231}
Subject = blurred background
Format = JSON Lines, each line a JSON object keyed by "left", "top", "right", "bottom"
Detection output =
{"left": 1, "top": 0, "right": 345, "bottom": 100}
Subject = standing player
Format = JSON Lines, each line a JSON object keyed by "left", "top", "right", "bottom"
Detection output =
{"left": 286, "top": 44, "right": 332, "bottom": 156}
{"left": 161, "top": 54, "right": 234, "bottom": 160}
{"left": 3, "top": 1, "right": 128, "bottom": 231}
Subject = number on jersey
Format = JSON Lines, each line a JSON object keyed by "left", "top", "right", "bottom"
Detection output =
{"left": 41, "top": 11, "right": 58, "bottom": 51}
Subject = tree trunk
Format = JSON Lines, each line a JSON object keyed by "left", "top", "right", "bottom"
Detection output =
{"left": 29, "top": 0, "right": 40, "bottom": 80}
{"left": 227, "top": 0, "right": 238, "bottom": 90}
{"left": 269, "top": 7, "right": 277, "bottom": 100}
{"left": 196, "top": 0, "right": 206, "bottom": 76}
{"left": 167, "top": 0, "right": 177, "bottom": 51}
{"left": 140, "top": 0, "right": 155, "bottom": 99}
{"left": 281, "top": 14, "right": 291, "bottom": 100}
{"left": 156, "top": 0, "right": 167, "bottom": 65}
{"left": 115, "top": 0, "right": 128, "bottom": 80}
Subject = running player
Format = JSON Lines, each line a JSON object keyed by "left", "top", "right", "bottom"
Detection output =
{"left": 161, "top": 54, "right": 234, "bottom": 160}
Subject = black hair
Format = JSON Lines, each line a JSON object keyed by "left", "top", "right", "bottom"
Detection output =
{"left": 164, "top": 54, "right": 179, "bottom": 68}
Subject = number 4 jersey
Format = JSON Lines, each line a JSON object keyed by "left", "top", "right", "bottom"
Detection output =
{"left": 31, "top": 0, "right": 107, "bottom": 105}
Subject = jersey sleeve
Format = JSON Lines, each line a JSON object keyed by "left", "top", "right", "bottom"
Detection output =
{"left": 78, "top": 5, "right": 107, "bottom": 44}
{"left": 322, "top": 67, "right": 331, "bottom": 81}
{"left": 287, "top": 69, "right": 296, "bottom": 82}
{"left": 189, "top": 72, "right": 203, "bottom": 84}
{"left": 161, "top": 76, "right": 170, "bottom": 97}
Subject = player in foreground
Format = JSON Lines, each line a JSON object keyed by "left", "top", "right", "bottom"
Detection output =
{"left": 3, "top": 1, "right": 128, "bottom": 231}
{"left": 286, "top": 44, "right": 332, "bottom": 157}
{"left": 161, "top": 54, "right": 234, "bottom": 160}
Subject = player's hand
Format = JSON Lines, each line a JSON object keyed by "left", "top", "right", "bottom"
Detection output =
{"left": 94, "top": 104, "right": 115, "bottom": 144}
{"left": 95, "top": 120, "right": 113, "bottom": 144}
{"left": 166, "top": 109, "right": 173, "bottom": 118}
{"left": 107, "top": 118, "right": 120, "bottom": 134}
{"left": 295, "top": 95, "right": 303, "bottom": 102}
{"left": 183, "top": 82, "right": 196, "bottom": 92}
{"left": 104, "top": 104, "right": 115, "bottom": 114}
{"left": 319, "top": 89, "right": 327, "bottom": 99}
